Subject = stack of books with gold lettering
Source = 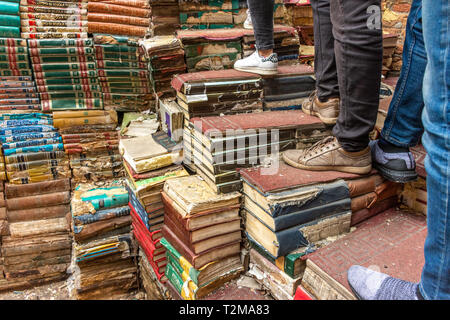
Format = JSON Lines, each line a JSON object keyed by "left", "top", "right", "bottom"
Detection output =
{"left": 160, "top": 175, "right": 244, "bottom": 300}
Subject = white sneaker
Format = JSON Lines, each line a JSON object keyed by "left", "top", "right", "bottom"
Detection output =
{"left": 234, "top": 51, "right": 278, "bottom": 75}
{"left": 244, "top": 9, "right": 253, "bottom": 29}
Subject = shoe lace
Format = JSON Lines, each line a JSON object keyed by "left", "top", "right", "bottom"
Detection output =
{"left": 303, "top": 136, "right": 336, "bottom": 157}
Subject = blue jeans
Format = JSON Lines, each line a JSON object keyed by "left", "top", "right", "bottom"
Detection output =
{"left": 419, "top": 0, "right": 450, "bottom": 300}
{"left": 381, "top": 0, "right": 426, "bottom": 148}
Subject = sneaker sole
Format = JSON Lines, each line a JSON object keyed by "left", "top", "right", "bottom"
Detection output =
{"left": 301, "top": 106, "right": 337, "bottom": 125}
{"left": 372, "top": 162, "right": 418, "bottom": 183}
{"left": 282, "top": 152, "right": 372, "bottom": 175}
{"left": 234, "top": 66, "right": 278, "bottom": 75}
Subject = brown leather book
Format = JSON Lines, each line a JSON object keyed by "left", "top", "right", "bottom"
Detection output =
{"left": 6, "top": 191, "right": 71, "bottom": 210}
{"left": 1, "top": 234, "right": 71, "bottom": 257}
{"left": 5, "top": 179, "right": 70, "bottom": 198}
{"left": 0, "top": 192, "right": 5, "bottom": 207}
{"left": 0, "top": 219, "right": 9, "bottom": 236}
{"left": 162, "top": 224, "right": 241, "bottom": 269}
{"left": 73, "top": 215, "right": 131, "bottom": 243}
{"left": 6, "top": 205, "right": 70, "bottom": 223}
{"left": 346, "top": 174, "right": 385, "bottom": 198}
{"left": 0, "top": 207, "right": 6, "bottom": 220}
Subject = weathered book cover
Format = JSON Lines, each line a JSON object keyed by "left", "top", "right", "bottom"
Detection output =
{"left": 5, "top": 178, "right": 70, "bottom": 198}
{"left": 6, "top": 204, "right": 70, "bottom": 223}
{"left": 301, "top": 208, "right": 426, "bottom": 300}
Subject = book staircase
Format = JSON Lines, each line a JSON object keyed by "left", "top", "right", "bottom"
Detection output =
{"left": 0, "top": 0, "right": 424, "bottom": 301}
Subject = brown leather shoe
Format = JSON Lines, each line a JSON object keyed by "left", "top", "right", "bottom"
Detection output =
{"left": 282, "top": 136, "right": 372, "bottom": 174}
{"left": 302, "top": 91, "right": 340, "bottom": 124}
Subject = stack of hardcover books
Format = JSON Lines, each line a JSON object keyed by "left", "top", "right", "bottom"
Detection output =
{"left": 242, "top": 25, "right": 300, "bottom": 65}
{"left": 149, "top": 0, "right": 180, "bottom": 37}
{"left": 93, "top": 34, "right": 154, "bottom": 112}
{"left": 1, "top": 178, "right": 72, "bottom": 290}
{"left": 119, "top": 131, "right": 188, "bottom": 291}
{"left": 70, "top": 182, "right": 137, "bottom": 300}
{"left": 87, "top": 0, "right": 150, "bottom": 37}
{"left": 0, "top": 1, "right": 20, "bottom": 38}
{"left": 0, "top": 38, "right": 36, "bottom": 108}
{"left": 140, "top": 36, "right": 186, "bottom": 99}
{"left": 185, "top": 110, "right": 328, "bottom": 193}
{"left": 262, "top": 64, "right": 315, "bottom": 111}
{"left": 160, "top": 175, "right": 244, "bottom": 300}
{"left": 0, "top": 182, "right": 6, "bottom": 290}
{"left": 177, "top": 28, "right": 243, "bottom": 72}
{"left": 29, "top": 38, "right": 102, "bottom": 112}
{"left": 178, "top": 0, "right": 238, "bottom": 30}
{"left": 20, "top": 0, "right": 88, "bottom": 39}
{"left": 1, "top": 113, "right": 70, "bottom": 184}
{"left": 52, "top": 110, "right": 123, "bottom": 185}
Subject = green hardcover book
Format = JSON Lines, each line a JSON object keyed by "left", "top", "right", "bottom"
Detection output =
{"left": 0, "top": 46, "right": 27, "bottom": 54}
{"left": 0, "top": 61, "right": 28, "bottom": 69}
{"left": 35, "top": 77, "right": 98, "bottom": 86}
{"left": 33, "top": 70, "right": 98, "bottom": 79}
{"left": 0, "top": 14, "right": 20, "bottom": 27}
{"left": 0, "top": 1, "right": 19, "bottom": 15}
{"left": 95, "top": 44, "right": 140, "bottom": 54}
{"left": 28, "top": 38, "right": 93, "bottom": 48}
{"left": 41, "top": 98, "right": 103, "bottom": 111}
{"left": 37, "top": 84, "right": 100, "bottom": 92}
{"left": 100, "top": 87, "right": 150, "bottom": 94}
{"left": 28, "top": 47, "right": 94, "bottom": 56}
{"left": 32, "top": 62, "right": 97, "bottom": 72}
{"left": 96, "top": 60, "right": 146, "bottom": 69}
{"left": 0, "top": 53, "right": 28, "bottom": 62}
{"left": 95, "top": 52, "right": 140, "bottom": 62}
{"left": 0, "top": 26, "right": 20, "bottom": 38}
{"left": 30, "top": 55, "right": 96, "bottom": 64}
{"left": 0, "top": 38, "right": 26, "bottom": 46}
{"left": 165, "top": 262, "right": 197, "bottom": 300}
{"left": 183, "top": 41, "right": 241, "bottom": 58}
{"left": 161, "top": 237, "right": 200, "bottom": 284}
{"left": 97, "top": 69, "right": 148, "bottom": 78}
{"left": 40, "top": 91, "right": 102, "bottom": 100}
{"left": 100, "top": 81, "right": 149, "bottom": 89}
{"left": 0, "top": 69, "right": 32, "bottom": 76}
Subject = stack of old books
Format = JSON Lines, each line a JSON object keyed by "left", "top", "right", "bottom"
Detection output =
{"left": 262, "top": 64, "right": 315, "bottom": 111}
{"left": 242, "top": 25, "right": 300, "bottom": 64}
{"left": 171, "top": 69, "right": 264, "bottom": 173}
{"left": 20, "top": 0, "right": 88, "bottom": 39}
{"left": 119, "top": 131, "right": 188, "bottom": 293}
{"left": 93, "top": 34, "right": 154, "bottom": 112}
{"left": 185, "top": 110, "right": 330, "bottom": 193}
{"left": 87, "top": 0, "right": 150, "bottom": 37}
{"left": 0, "top": 37, "right": 39, "bottom": 111}
{"left": 178, "top": 0, "right": 239, "bottom": 30}
{"left": 0, "top": 181, "right": 5, "bottom": 290}
{"left": 149, "top": 0, "right": 180, "bottom": 37}
{"left": 0, "top": 1, "right": 20, "bottom": 38}
{"left": 160, "top": 175, "right": 244, "bottom": 300}
{"left": 52, "top": 110, "right": 123, "bottom": 185}
{"left": 70, "top": 182, "right": 138, "bottom": 300}
{"left": 140, "top": 36, "right": 186, "bottom": 99}
{"left": 29, "top": 38, "right": 102, "bottom": 112}
{"left": 382, "top": 33, "right": 399, "bottom": 77}
{"left": 1, "top": 178, "right": 72, "bottom": 290}
{"left": 177, "top": 28, "right": 243, "bottom": 72}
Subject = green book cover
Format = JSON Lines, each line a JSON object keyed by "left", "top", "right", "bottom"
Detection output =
{"left": 0, "top": 1, "right": 19, "bottom": 15}
{"left": 95, "top": 44, "right": 139, "bottom": 54}
{"left": 0, "top": 26, "right": 20, "bottom": 38}
{"left": 32, "top": 62, "right": 97, "bottom": 72}
{"left": 0, "top": 69, "right": 32, "bottom": 76}
{"left": 30, "top": 55, "right": 96, "bottom": 64}
{"left": 0, "top": 61, "right": 28, "bottom": 69}
{"left": 40, "top": 91, "right": 102, "bottom": 100}
{"left": 29, "top": 47, "right": 94, "bottom": 56}
{"left": 0, "top": 38, "right": 26, "bottom": 46}
{"left": 33, "top": 70, "right": 98, "bottom": 79}
{"left": 0, "top": 14, "right": 20, "bottom": 27}
{"left": 28, "top": 38, "right": 93, "bottom": 47}
{"left": 36, "top": 77, "right": 98, "bottom": 86}
{"left": 38, "top": 84, "right": 100, "bottom": 92}
{"left": 41, "top": 98, "right": 103, "bottom": 111}
{"left": 0, "top": 46, "right": 27, "bottom": 54}
{"left": 0, "top": 54, "right": 28, "bottom": 62}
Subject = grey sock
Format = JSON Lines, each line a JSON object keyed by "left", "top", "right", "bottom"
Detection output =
{"left": 347, "top": 265, "right": 421, "bottom": 300}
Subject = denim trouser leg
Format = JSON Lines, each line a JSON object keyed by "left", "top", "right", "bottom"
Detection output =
{"left": 381, "top": 0, "right": 426, "bottom": 148}
{"left": 330, "top": 0, "right": 383, "bottom": 152}
{"left": 419, "top": 0, "right": 450, "bottom": 300}
{"left": 310, "top": 0, "right": 340, "bottom": 101}
{"left": 247, "top": 0, "right": 274, "bottom": 50}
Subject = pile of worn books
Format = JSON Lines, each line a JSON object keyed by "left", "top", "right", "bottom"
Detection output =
{"left": 140, "top": 36, "right": 186, "bottom": 99}
{"left": 149, "top": 0, "right": 180, "bottom": 36}
{"left": 0, "top": 38, "right": 39, "bottom": 111}
{"left": 161, "top": 175, "right": 244, "bottom": 300}
{"left": 20, "top": 0, "right": 88, "bottom": 39}
{"left": 119, "top": 131, "right": 188, "bottom": 295}
{"left": 0, "top": 181, "right": 5, "bottom": 289}
{"left": 1, "top": 176, "right": 72, "bottom": 289}
{"left": 0, "top": 1, "right": 20, "bottom": 38}
{"left": 177, "top": 28, "right": 243, "bottom": 72}
{"left": 29, "top": 38, "right": 102, "bottom": 111}
{"left": 185, "top": 110, "right": 329, "bottom": 193}
{"left": 87, "top": 0, "right": 150, "bottom": 37}
{"left": 53, "top": 110, "right": 123, "bottom": 185}
{"left": 178, "top": 0, "right": 239, "bottom": 30}
{"left": 262, "top": 64, "right": 314, "bottom": 111}
{"left": 93, "top": 34, "right": 153, "bottom": 112}
{"left": 69, "top": 182, "right": 137, "bottom": 300}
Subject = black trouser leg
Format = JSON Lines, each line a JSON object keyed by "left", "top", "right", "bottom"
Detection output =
{"left": 247, "top": 0, "right": 275, "bottom": 50}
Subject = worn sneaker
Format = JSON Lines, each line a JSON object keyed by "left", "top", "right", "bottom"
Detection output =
{"left": 369, "top": 139, "right": 418, "bottom": 183}
{"left": 244, "top": 9, "right": 253, "bottom": 29}
{"left": 234, "top": 51, "right": 278, "bottom": 75}
{"left": 282, "top": 136, "right": 372, "bottom": 174}
{"left": 302, "top": 91, "right": 340, "bottom": 124}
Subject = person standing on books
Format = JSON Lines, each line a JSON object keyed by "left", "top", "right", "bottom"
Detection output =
{"left": 347, "top": 0, "right": 450, "bottom": 300}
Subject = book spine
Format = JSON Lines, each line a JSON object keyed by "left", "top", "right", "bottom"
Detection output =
{"left": 6, "top": 191, "right": 70, "bottom": 210}
{"left": 87, "top": 3, "right": 150, "bottom": 18}
{"left": 73, "top": 214, "right": 131, "bottom": 243}
{"left": 6, "top": 204, "right": 70, "bottom": 222}
{"left": 20, "top": 12, "right": 87, "bottom": 21}
{"left": 21, "top": 32, "right": 88, "bottom": 39}
{"left": 32, "top": 62, "right": 97, "bottom": 72}
{"left": 73, "top": 206, "right": 130, "bottom": 225}
{"left": 88, "top": 22, "right": 148, "bottom": 37}
{"left": 40, "top": 99, "right": 103, "bottom": 111}
{"left": 20, "top": 6, "right": 87, "bottom": 15}
{"left": 21, "top": 0, "right": 87, "bottom": 8}
{"left": 0, "top": 1, "right": 19, "bottom": 15}
{"left": 21, "top": 19, "right": 88, "bottom": 28}
{"left": 5, "top": 178, "right": 70, "bottom": 198}
{"left": 5, "top": 151, "right": 66, "bottom": 164}
{"left": 88, "top": 13, "right": 150, "bottom": 27}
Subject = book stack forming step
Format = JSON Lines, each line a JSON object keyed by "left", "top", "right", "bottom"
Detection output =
{"left": 185, "top": 110, "right": 330, "bottom": 194}
{"left": 52, "top": 110, "right": 123, "bottom": 185}
{"left": 176, "top": 28, "right": 243, "bottom": 72}
{"left": 170, "top": 69, "right": 264, "bottom": 173}
{"left": 262, "top": 64, "right": 315, "bottom": 111}
{"left": 87, "top": 0, "right": 150, "bottom": 37}
{"left": 242, "top": 25, "right": 300, "bottom": 65}
{"left": 0, "top": 181, "right": 5, "bottom": 290}
{"left": 240, "top": 161, "right": 362, "bottom": 299}
{"left": 29, "top": 38, "right": 102, "bottom": 111}
{"left": 139, "top": 36, "right": 186, "bottom": 100}
{"left": 0, "top": 0, "right": 21, "bottom": 39}
{"left": 160, "top": 175, "right": 244, "bottom": 300}
{"left": 149, "top": 0, "right": 180, "bottom": 37}
{"left": 93, "top": 34, "right": 154, "bottom": 112}
{"left": 20, "top": 0, "right": 88, "bottom": 39}
{"left": 119, "top": 131, "right": 188, "bottom": 291}
{"left": 1, "top": 178, "right": 72, "bottom": 291}
{"left": 0, "top": 38, "right": 36, "bottom": 108}
{"left": 69, "top": 182, "right": 137, "bottom": 300}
